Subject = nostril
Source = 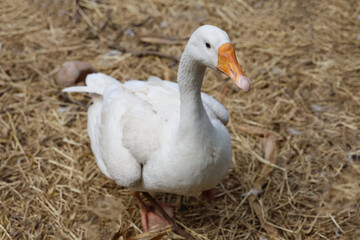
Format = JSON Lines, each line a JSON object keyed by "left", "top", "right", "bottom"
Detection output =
{"left": 228, "top": 67, "right": 236, "bottom": 79}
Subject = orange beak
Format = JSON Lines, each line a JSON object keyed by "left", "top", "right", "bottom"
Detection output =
{"left": 216, "top": 43, "right": 251, "bottom": 92}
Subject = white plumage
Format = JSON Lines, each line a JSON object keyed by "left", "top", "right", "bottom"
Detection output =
{"left": 63, "top": 25, "right": 250, "bottom": 196}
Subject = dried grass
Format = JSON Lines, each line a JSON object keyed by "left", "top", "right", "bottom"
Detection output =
{"left": 1, "top": 0, "right": 360, "bottom": 239}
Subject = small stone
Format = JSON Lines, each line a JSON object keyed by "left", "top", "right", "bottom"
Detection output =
{"left": 56, "top": 61, "right": 96, "bottom": 86}
{"left": 287, "top": 128, "right": 303, "bottom": 135}
{"left": 160, "top": 20, "right": 167, "bottom": 28}
{"left": 124, "top": 28, "right": 135, "bottom": 37}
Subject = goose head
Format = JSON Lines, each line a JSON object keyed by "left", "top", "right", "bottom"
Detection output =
{"left": 185, "top": 25, "right": 251, "bottom": 92}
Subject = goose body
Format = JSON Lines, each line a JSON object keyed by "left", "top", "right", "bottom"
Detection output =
{"left": 64, "top": 25, "right": 250, "bottom": 196}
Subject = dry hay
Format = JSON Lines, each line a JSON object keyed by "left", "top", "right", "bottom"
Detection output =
{"left": 1, "top": 0, "right": 360, "bottom": 239}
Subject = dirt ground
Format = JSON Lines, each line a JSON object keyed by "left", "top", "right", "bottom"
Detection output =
{"left": 1, "top": 0, "right": 359, "bottom": 239}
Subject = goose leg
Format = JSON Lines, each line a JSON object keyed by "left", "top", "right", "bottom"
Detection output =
{"left": 134, "top": 192, "right": 195, "bottom": 239}
{"left": 132, "top": 192, "right": 173, "bottom": 232}
{"left": 202, "top": 188, "right": 215, "bottom": 204}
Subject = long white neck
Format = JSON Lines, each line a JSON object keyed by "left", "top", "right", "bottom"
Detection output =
{"left": 177, "top": 51, "right": 211, "bottom": 131}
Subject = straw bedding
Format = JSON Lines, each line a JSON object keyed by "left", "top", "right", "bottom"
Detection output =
{"left": 1, "top": 0, "right": 359, "bottom": 239}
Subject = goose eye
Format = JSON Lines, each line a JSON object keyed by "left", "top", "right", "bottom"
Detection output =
{"left": 205, "top": 42, "right": 211, "bottom": 49}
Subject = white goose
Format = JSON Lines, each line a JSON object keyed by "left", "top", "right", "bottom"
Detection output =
{"left": 63, "top": 25, "right": 250, "bottom": 233}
